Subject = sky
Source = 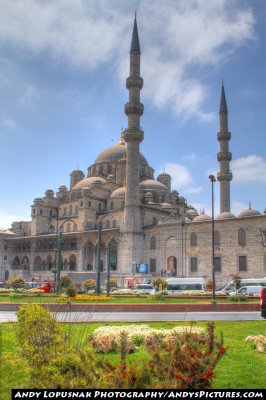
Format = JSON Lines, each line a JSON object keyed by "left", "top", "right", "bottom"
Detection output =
{"left": 0, "top": 0, "right": 266, "bottom": 228}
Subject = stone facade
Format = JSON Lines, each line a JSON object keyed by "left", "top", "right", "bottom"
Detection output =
{"left": 1, "top": 17, "right": 266, "bottom": 287}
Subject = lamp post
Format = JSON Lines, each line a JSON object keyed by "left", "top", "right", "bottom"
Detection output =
{"left": 96, "top": 222, "right": 102, "bottom": 296}
{"left": 106, "top": 240, "right": 111, "bottom": 297}
{"left": 56, "top": 231, "right": 63, "bottom": 293}
{"left": 209, "top": 174, "right": 216, "bottom": 309}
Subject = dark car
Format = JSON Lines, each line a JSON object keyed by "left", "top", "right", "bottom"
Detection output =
{"left": 261, "top": 288, "right": 266, "bottom": 319}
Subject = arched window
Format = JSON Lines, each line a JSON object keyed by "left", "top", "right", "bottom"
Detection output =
{"left": 69, "top": 205, "right": 73, "bottom": 215}
{"left": 33, "top": 256, "right": 42, "bottom": 271}
{"left": 12, "top": 256, "right": 20, "bottom": 270}
{"left": 75, "top": 205, "right": 78, "bottom": 215}
{"left": 66, "top": 223, "right": 70, "bottom": 232}
{"left": 46, "top": 255, "right": 53, "bottom": 270}
{"left": 21, "top": 256, "right": 29, "bottom": 270}
{"left": 64, "top": 207, "right": 67, "bottom": 216}
{"left": 69, "top": 254, "right": 77, "bottom": 271}
{"left": 238, "top": 228, "right": 246, "bottom": 246}
{"left": 214, "top": 231, "right": 220, "bottom": 247}
{"left": 112, "top": 220, "right": 117, "bottom": 228}
{"left": 48, "top": 225, "right": 55, "bottom": 234}
{"left": 109, "top": 239, "right": 117, "bottom": 271}
{"left": 190, "top": 232, "right": 197, "bottom": 247}
{"left": 152, "top": 217, "right": 157, "bottom": 225}
{"left": 84, "top": 241, "right": 94, "bottom": 271}
{"left": 73, "top": 224, "right": 78, "bottom": 232}
{"left": 150, "top": 236, "right": 156, "bottom": 250}
{"left": 106, "top": 221, "right": 110, "bottom": 229}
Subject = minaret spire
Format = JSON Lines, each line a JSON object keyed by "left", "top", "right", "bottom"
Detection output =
{"left": 217, "top": 82, "right": 232, "bottom": 213}
{"left": 119, "top": 14, "right": 144, "bottom": 272}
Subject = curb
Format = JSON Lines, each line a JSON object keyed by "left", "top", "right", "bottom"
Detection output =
{"left": 0, "top": 302, "right": 260, "bottom": 312}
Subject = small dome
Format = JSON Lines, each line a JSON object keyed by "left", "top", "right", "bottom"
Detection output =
{"left": 161, "top": 202, "right": 173, "bottom": 209}
{"left": 193, "top": 210, "right": 211, "bottom": 222}
{"left": 140, "top": 179, "right": 168, "bottom": 192}
{"left": 216, "top": 211, "right": 236, "bottom": 220}
{"left": 238, "top": 206, "right": 261, "bottom": 218}
{"left": 157, "top": 172, "right": 171, "bottom": 178}
{"left": 110, "top": 187, "right": 126, "bottom": 198}
{"left": 73, "top": 176, "right": 107, "bottom": 190}
{"left": 0, "top": 227, "right": 14, "bottom": 235}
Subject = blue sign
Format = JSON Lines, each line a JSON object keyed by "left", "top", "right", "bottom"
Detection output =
{"left": 136, "top": 263, "right": 149, "bottom": 273}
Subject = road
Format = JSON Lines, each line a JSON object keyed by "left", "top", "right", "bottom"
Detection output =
{"left": 0, "top": 311, "right": 264, "bottom": 323}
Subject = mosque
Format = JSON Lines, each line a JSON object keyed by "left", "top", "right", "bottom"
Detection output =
{"left": 1, "top": 17, "right": 266, "bottom": 286}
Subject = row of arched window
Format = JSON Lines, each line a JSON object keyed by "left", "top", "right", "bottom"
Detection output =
{"left": 190, "top": 228, "right": 247, "bottom": 247}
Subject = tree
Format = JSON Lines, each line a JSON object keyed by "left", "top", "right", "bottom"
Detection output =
{"left": 232, "top": 274, "right": 242, "bottom": 294}
{"left": 151, "top": 277, "right": 167, "bottom": 291}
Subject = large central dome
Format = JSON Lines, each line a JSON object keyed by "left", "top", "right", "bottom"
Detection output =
{"left": 94, "top": 142, "right": 149, "bottom": 166}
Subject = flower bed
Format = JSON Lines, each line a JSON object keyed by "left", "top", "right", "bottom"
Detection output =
{"left": 90, "top": 324, "right": 205, "bottom": 352}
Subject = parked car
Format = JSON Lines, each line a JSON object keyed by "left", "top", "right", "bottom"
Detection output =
{"left": 229, "top": 285, "right": 263, "bottom": 297}
{"left": 131, "top": 284, "right": 156, "bottom": 294}
{"left": 260, "top": 288, "right": 266, "bottom": 318}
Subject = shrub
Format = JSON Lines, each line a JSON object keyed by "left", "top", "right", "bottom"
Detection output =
{"left": 90, "top": 336, "right": 117, "bottom": 353}
{"left": 151, "top": 277, "right": 167, "bottom": 290}
{"left": 105, "top": 278, "right": 117, "bottom": 288}
{"left": 228, "top": 295, "right": 247, "bottom": 302}
{"left": 60, "top": 275, "right": 73, "bottom": 290}
{"left": 82, "top": 279, "right": 96, "bottom": 291}
{"left": 65, "top": 284, "right": 76, "bottom": 298}
{"left": 145, "top": 322, "right": 226, "bottom": 389}
{"left": 151, "top": 291, "right": 166, "bottom": 301}
{"left": 16, "top": 304, "right": 67, "bottom": 369}
{"left": 6, "top": 275, "right": 25, "bottom": 290}
{"left": 205, "top": 279, "right": 213, "bottom": 292}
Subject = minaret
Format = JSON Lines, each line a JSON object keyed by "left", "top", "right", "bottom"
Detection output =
{"left": 217, "top": 82, "right": 233, "bottom": 213}
{"left": 119, "top": 15, "right": 144, "bottom": 273}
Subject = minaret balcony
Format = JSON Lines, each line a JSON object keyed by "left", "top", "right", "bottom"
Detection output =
{"left": 126, "top": 76, "right": 143, "bottom": 89}
{"left": 217, "top": 171, "right": 233, "bottom": 181}
{"left": 217, "top": 151, "right": 232, "bottom": 162}
{"left": 122, "top": 128, "right": 144, "bottom": 143}
{"left": 217, "top": 131, "right": 231, "bottom": 141}
{"left": 125, "top": 102, "right": 144, "bottom": 116}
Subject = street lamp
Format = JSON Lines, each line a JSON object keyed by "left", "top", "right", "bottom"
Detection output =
{"left": 209, "top": 174, "right": 216, "bottom": 309}
{"left": 96, "top": 222, "right": 102, "bottom": 296}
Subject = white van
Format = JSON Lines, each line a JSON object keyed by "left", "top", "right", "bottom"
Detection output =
{"left": 221, "top": 278, "right": 266, "bottom": 294}
{"left": 166, "top": 278, "right": 205, "bottom": 295}
{"left": 229, "top": 286, "right": 263, "bottom": 297}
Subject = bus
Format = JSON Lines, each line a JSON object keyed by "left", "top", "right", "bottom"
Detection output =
{"left": 220, "top": 277, "right": 266, "bottom": 294}
{"left": 166, "top": 278, "right": 205, "bottom": 295}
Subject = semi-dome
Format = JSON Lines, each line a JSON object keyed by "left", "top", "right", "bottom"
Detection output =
{"left": 238, "top": 206, "right": 261, "bottom": 218}
{"left": 72, "top": 176, "right": 107, "bottom": 190}
{"left": 140, "top": 179, "right": 168, "bottom": 192}
{"left": 216, "top": 211, "right": 236, "bottom": 220}
{"left": 94, "top": 142, "right": 149, "bottom": 166}
{"left": 110, "top": 187, "right": 126, "bottom": 198}
{"left": 193, "top": 210, "right": 211, "bottom": 222}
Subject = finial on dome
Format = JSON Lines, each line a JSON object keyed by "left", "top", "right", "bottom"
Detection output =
{"left": 118, "top": 131, "right": 125, "bottom": 146}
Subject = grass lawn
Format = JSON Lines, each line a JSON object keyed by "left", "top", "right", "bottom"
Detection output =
{"left": 0, "top": 294, "right": 259, "bottom": 304}
{"left": 1, "top": 319, "right": 266, "bottom": 398}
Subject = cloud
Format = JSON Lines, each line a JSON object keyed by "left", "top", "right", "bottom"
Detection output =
{"left": 162, "top": 162, "right": 202, "bottom": 195}
{"left": 0, "top": 210, "right": 29, "bottom": 229}
{"left": 0, "top": 0, "right": 256, "bottom": 120}
{"left": 0, "top": 116, "right": 16, "bottom": 128}
{"left": 231, "top": 155, "right": 266, "bottom": 183}
{"left": 231, "top": 201, "right": 249, "bottom": 216}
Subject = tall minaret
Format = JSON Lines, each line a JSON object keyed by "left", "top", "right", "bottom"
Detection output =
{"left": 119, "top": 15, "right": 144, "bottom": 273}
{"left": 217, "top": 82, "right": 233, "bottom": 213}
